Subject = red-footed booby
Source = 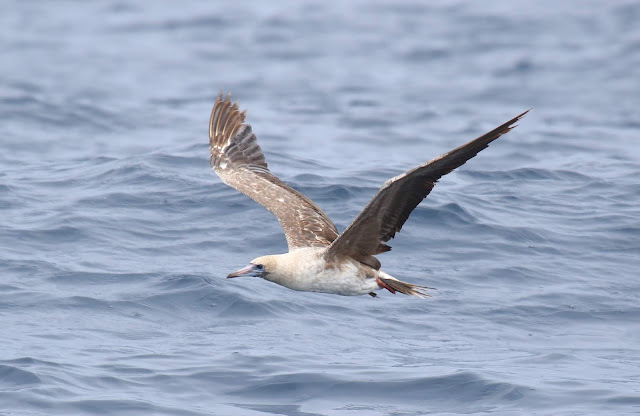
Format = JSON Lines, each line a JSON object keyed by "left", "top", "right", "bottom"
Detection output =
{"left": 210, "top": 92, "right": 528, "bottom": 297}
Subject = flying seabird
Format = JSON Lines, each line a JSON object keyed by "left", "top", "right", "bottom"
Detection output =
{"left": 210, "top": 92, "right": 527, "bottom": 297}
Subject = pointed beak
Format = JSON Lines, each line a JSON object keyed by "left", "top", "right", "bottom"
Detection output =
{"left": 227, "top": 264, "right": 261, "bottom": 278}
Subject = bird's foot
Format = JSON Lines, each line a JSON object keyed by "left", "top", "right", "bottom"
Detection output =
{"left": 376, "top": 276, "right": 396, "bottom": 294}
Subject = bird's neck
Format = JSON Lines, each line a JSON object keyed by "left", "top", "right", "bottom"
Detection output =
{"left": 262, "top": 248, "right": 324, "bottom": 284}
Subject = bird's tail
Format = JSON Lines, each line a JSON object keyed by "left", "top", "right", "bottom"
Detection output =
{"left": 377, "top": 273, "right": 435, "bottom": 298}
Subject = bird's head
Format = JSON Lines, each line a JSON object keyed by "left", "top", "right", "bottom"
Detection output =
{"left": 226, "top": 255, "right": 276, "bottom": 279}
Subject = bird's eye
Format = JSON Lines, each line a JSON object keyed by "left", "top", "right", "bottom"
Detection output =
{"left": 254, "top": 264, "right": 264, "bottom": 271}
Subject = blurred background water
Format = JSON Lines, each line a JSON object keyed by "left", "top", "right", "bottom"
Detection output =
{"left": 1, "top": 0, "right": 639, "bottom": 415}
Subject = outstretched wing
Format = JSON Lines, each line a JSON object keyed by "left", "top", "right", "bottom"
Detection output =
{"left": 209, "top": 92, "right": 339, "bottom": 249}
{"left": 324, "top": 110, "right": 529, "bottom": 268}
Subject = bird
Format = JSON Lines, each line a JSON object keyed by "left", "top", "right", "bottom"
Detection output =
{"left": 209, "top": 92, "right": 528, "bottom": 297}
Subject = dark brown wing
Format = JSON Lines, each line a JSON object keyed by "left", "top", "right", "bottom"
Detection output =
{"left": 209, "top": 92, "right": 339, "bottom": 250}
{"left": 324, "top": 110, "right": 529, "bottom": 268}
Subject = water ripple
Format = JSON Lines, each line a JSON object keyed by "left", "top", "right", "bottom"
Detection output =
{"left": 2, "top": 1, "right": 639, "bottom": 415}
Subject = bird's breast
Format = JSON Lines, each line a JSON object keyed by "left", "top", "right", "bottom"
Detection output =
{"left": 279, "top": 258, "right": 377, "bottom": 295}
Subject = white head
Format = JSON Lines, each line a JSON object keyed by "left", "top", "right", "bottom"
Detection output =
{"left": 226, "top": 255, "right": 279, "bottom": 280}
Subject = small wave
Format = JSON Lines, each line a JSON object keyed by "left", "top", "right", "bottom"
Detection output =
{"left": 228, "top": 370, "right": 534, "bottom": 406}
{"left": 60, "top": 398, "right": 204, "bottom": 416}
{"left": 461, "top": 167, "right": 596, "bottom": 182}
{"left": 403, "top": 47, "right": 450, "bottom": 62}
{"left": 4, "top": 225, "right": 86, "bottom": 244}
{"left": 607, "top": 395, "right": 640, "bottom": 405}
{"left": 412, "top": 202, "right": 478, "bottom": 227}
{"left": 115, "top": 15, "right": 230, "bottom": 33}
{"left": 0, "top": 364, "right": 43, "bottom": 390}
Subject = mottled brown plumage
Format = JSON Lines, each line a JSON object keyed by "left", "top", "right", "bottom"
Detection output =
{"left": 209, "top": 92, "right": 339, "bottom": 250}
{"left": 210, "top": 91, "right": 528, "bottom": 297}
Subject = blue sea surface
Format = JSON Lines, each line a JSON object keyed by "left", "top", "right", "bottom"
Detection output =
{"left": 1, "top": 1, "right": 639, "bottom": 415}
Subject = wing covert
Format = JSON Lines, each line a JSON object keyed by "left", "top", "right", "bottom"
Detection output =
{"left": 209, "top": 92, "right": 339, "bottom": 249}
{"left": 324, "top": 110, "right": 529, "bottom": 267}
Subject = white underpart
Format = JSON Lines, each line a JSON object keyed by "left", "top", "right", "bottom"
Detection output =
{"left": 257, "top": 247, "right": 382, "bottom": 296}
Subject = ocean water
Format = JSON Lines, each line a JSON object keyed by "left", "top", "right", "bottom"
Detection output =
{"left": 1, "top": 0, "right": 639, "bottom": 415}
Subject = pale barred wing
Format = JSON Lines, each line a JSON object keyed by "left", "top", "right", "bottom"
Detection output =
{"left": 209, "top": 92, "right": 339, "bottom": 249}
{"left": 325, "top": 110, "right": 529, "bottom": 267}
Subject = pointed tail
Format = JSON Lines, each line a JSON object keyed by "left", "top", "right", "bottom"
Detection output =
{"left": 377, "top": 274, "right": 435, "bottom": 298}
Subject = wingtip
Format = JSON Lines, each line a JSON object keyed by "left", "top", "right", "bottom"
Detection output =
{"left": 215, "top": 89, "right": 235, "bottom": 104}
{"left": 509, "top": 108, "right": 531, "bottom": 129}
{"left": 210, "top": 89, "right": 247, "bottom": 149}
{"left": 517, "top": 108, "right": 532, "bottom": 119}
